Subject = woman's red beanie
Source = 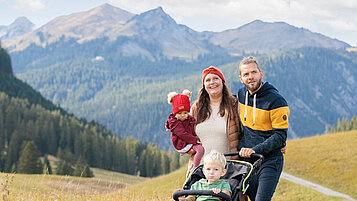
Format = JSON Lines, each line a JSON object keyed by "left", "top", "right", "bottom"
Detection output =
{"left": 172, "top": 94, "right": 190, "bottom": 114}
{"left": 202, "top": 66, "right": 226, "bottom": 84}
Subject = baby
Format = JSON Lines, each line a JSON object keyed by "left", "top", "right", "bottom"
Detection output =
{"left": 166, "top": 89, "right": 204, "bottom": 175}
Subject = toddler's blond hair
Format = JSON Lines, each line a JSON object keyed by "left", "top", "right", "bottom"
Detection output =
{"left": 203, "top": 150, "right": 226, "bottom": 169}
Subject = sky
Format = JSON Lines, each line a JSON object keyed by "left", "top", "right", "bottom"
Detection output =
{"left": 0, "top": 0, "right": 356, "bottom": 46}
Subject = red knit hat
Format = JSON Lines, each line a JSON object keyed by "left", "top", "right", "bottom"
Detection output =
{"left": 172, "top": 94, "right": 190, "bottom": 114}
{"left": 202, "top": 66, "right": 226, "bottom": 84}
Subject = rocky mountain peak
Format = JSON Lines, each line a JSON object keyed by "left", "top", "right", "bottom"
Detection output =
{"left": 11, "top": 17, "right": 35, "bottom": 27}
{"left": 132, "top": 6, "right": 176, "bottom": 27}
{"left": 0, "top": 17, "right": 34, "bottom": 39}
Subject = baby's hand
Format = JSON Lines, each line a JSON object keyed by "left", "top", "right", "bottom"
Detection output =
{"left": 212, "top": 188, "right": 221, "bottom": 194}
{"left": 197, "top": 140, "right": 202, "bottom": 144}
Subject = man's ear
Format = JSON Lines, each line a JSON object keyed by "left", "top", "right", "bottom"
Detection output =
{"left": 239, "top": 75, "right": 243, "bottom": 83}
{"left": 260, "top": 70, "right": 264, "bottom": 79}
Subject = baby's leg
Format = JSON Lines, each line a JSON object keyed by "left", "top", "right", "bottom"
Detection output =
{"left": 191, "top": 144, "right": 204, "bottom": 168}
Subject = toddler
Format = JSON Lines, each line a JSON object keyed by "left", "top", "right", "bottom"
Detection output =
{"left": 166, "top": 89, "right": 204, "bottom": 175}
{"left": 179, "top": 150, "right": 231, "bottom": 201}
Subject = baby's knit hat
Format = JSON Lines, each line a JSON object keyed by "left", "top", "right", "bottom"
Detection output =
{"left": 167, "top": 89, "right": 192, "bottom": 115}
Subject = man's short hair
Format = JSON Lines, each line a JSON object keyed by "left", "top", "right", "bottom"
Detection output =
{"left": 239, "top": 56, "right": 261, "bottom": 74}
{"left": 203, "top": 150, "right": 226, "bottom": 168}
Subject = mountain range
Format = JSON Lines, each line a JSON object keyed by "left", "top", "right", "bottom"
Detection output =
{"left": 3, "top": 4, "right": 350, "bottom": 56}
{"left": 1, "top": 3, "right": 356, "bottom": 148}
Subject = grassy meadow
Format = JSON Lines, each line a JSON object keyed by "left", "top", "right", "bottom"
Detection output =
{"left": 284, "top": 130, "right": 357, "bottom": 199}
{"left": 1, "top": 130, "right": 356, "bottom": 200}
{"left": 0, "top": 168, "right": 148, "bottom": 200}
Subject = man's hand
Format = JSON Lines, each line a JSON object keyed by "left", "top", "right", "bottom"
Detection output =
{"left": 239, "top": 148, "right": 255, "bottom": 158}
{"left": 281, "top": 146, "right": 287, "bottom": 154}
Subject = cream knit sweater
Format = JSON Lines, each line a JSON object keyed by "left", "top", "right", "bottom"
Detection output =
{"left": 195, "top": 105, "right": 228, "bottom": 159}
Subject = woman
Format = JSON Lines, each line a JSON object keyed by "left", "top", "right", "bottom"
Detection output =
{"left": 185, "top": 66, "right": 246, "bottom": 200}
{"left": 191, "top": 66, "right": 242, "bottom": 160}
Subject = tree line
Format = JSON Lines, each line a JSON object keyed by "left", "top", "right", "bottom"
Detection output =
{"left": 325, "top": 116, "right": 357, "bottom": 134}
{"left": 0, "top": 91, "right": 181, "bottom": 177}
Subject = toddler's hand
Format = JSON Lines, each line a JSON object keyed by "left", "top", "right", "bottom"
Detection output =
{"left": 212, "top": 188, "right": 221, "bottom": 194}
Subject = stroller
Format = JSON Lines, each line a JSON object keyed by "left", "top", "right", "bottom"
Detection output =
{"left": 173, "top": 152, "right": 264, "bottom": 201}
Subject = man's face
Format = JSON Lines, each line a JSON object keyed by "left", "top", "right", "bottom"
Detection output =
{"left": 239, "top": 63, "right": 264, "bottom": 94}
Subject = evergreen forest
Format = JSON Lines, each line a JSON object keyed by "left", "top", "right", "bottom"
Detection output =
{"left": 0, "top": 44, "right": 181, "bottom": 177}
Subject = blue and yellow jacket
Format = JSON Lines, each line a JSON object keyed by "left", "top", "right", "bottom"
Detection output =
{"left": 237, "top": 82, "right": 289, "bottom": 157}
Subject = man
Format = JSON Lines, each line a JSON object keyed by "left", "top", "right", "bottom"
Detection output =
{"left": 237, "top": 56, "right": 289, "bottom": 201}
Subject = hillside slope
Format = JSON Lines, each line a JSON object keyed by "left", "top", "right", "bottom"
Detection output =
{"left": 110, "top": 131, "right": 356, "bottom": 200}
{"left": 18, "top": 47, "right": 357, "bottom": 147}
{"left": 0, "top": 44, "right": 181, "bottom": 177}
{"left": 284, "top": 130, "right": 357, "bottom": 199}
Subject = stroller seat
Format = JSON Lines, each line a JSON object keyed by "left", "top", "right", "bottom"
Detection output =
{"left": 173, "top": 152, "right": 264, "bottom": 201}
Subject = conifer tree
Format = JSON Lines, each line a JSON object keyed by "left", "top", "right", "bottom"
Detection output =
{"left": 81, "top": 164, "right": 94, "bottom": 177}
{"left": 4, "top": 130, "right": 22, "bottom": 172}
{"left": 43, "top": 155, "right": 52, "bottom": 174}
{"left": 160, "top": 151, "right": 170, "bottom": 174}
{"left": 56, "top": 160, "right": 74, "bottom": 176}
{"left": 73, "top": 157, "right": 85, "bottom": 177}
{"left": 17, "top": 141, "right": 43, "bottom": 174}
{"left": 169, "top": 151, "right": 180, "bottom": 172}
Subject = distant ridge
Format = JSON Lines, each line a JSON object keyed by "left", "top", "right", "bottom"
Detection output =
{"left": 2, "top": 4, "right": 350, "bottom": 55}
{"left": 201, "top": 19, "right": 350, "bottom": 54}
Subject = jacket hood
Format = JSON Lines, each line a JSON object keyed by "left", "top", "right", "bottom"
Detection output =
{"left": 244, "top": 82, "right": 278, "bottom": 97}
{"left": 241, "top": 82, "right": 279, "bottom": 126}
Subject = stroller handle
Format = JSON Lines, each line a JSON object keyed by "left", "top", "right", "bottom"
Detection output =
{"left": 173, "top": 190, "right": 232, "bottom": 201}
{"left": 224, "top": 152, "right": 264, "bottom": 169}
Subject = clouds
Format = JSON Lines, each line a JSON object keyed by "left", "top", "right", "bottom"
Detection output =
{"left": 12, "top": 0, "right": 45, "bottom": 12}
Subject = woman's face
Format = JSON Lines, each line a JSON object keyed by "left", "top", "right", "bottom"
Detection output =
{"left": 204, "top": 73, "right": 223, "bottom": 97}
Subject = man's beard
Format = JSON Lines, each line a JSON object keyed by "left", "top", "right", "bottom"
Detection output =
{"left": 245, "top": 77, "right": 262, "bottom": 93}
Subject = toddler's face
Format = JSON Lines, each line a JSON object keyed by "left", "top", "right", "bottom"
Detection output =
{"left": 203, "top": 162, "right": 226, "bottom": 184}
{"left": 175, "top": 111, "right": 189, "bottom": 121}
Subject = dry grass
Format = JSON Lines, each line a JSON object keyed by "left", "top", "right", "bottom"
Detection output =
{"left": 0, "top": 167, "right": 148, "bottom": 200}
{"left": 1, "top": 131, "right": 356, "bottom": 200}
{"left": 284, "top": 130, "right": 357, "bottom": 199}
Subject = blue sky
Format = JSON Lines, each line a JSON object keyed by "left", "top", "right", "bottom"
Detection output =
{"left": 0, "top": 0, "right": 356, "bottom": 46}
